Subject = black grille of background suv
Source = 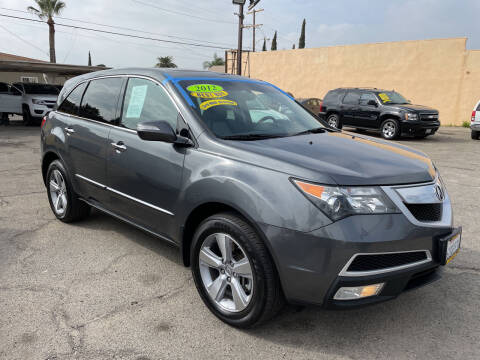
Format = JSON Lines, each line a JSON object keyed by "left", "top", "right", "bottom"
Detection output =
{"left": 405, "top": 203, "right": 443, "bottom": 222}
{"left": 419, "top": 113, "right": 439, "bottom": 121}
{"left": 347, "top": 251, "right": 428, "bottom": 272}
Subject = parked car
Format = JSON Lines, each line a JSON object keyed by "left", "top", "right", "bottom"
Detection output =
{"left": 41, "top": 69, "right": 461, "bottom": 328}
{"left": 0, "top": 82, "right": 59, "bottom": 125}
{"left": 320, "top": 88, "right": 440, "bottom": 140}
{"left": 471, "top": 100, "right": 480, "bottom": 140}
{"left": 298, "top": 97, "right": 322, "bottom": 116}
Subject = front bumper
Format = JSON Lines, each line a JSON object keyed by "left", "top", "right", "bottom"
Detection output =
{"left": 30, "top": 104, "right": 54, "bottom": 118}
{"left": 400, "top": 120, "right": 440, "bottom": 135}
{"left": 259, "top": 213, "right": 455, "bottom": 308}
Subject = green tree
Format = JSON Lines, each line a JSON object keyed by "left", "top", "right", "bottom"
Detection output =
{"left": 155, "top": 56, "right": 177, "bottom": 68}
{"left": 299, "top": 19, "right": 306, "bottom": 49}
{"left": 271, "top": 31, "right": 277, "bottom": 51}
{"left": 28, "top": 0, "right": 66, "bottom": 63}
{"left": 88, "top": 51, "right": 92, "bottom": 66}
{"left": 262, "top": 39, "right": 267, "bottom": 51}
{"left": 203, "top": 53, "right": 225, "bottom": 69}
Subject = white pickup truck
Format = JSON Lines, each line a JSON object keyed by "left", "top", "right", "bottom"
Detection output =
{"left": 0, "top": 82, "right": 60, "bottom": 125}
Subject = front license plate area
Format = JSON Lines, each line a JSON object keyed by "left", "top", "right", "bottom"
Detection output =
{"left": 425, "top": 129, "right": 433, "bottom": 134}
{"left": 439, "top": 227, "right": 462, "bottom": 265}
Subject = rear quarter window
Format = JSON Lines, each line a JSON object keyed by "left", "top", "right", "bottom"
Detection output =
{"left": 324, "top": 90, "right": 344, "bottom": 104}
{"left": 476, "top": 102, "right": 480, "bottom": 111}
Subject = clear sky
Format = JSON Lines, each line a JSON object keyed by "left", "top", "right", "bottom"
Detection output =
{"left": 0, "top": 0, "right": 479, "bottom": 69}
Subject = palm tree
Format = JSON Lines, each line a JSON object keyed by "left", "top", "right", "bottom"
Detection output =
{"left": 203, "top": 53, "right": 225, "bottom": 69}
{"left": 155, "top": 56, "right": 177, "bottom": 68}
{"left": 28, "top": 0, "right": 66, "bottom": 63}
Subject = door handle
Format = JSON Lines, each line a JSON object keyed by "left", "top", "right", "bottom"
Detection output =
{"left": 64, "top": 127, "right": 75, "bottom": 135}
{"left": 111, "top": 141, "right": 127, "bottom": 153}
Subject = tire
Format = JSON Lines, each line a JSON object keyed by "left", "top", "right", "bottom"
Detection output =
{"left": 472, "top": 130, "right": 480, "bottom": 140}
{"left": 326, "top": 113, "right": 342, "bottom": 129}
{"left": 22, "top": 106, "right": 32, "bottom": 126}
{"left": 191, "top": 212, "right": 284, "bottom": 328}
{"left": 46, "top": 160, "right": 91, "bottom": 222}
{"left": 381, "top": 119, "right": 400, "bottom": 140}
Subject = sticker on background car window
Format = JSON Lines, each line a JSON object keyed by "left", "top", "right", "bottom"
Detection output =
{"left": 199, "top": 99, "right": 238, "bottom": 111}
{"left": 126, "top": 85, "right": 148, "bottom": 118}
{"left": 378, "top": 93, "right": 391, "bottom": 102}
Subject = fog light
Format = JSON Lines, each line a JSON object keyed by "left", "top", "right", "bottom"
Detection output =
{"left": 334, "top": 283, "right": 384, "bottom": 300}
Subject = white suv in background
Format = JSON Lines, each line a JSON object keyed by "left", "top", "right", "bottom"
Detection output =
{"left": 472, "top": 100, "right": 480, "bottom": 140}
{"left": 0, "top": 82, "right": 60, "bottom": 125}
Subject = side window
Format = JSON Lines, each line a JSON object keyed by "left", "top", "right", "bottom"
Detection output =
{"left": 359, "top": 93, "right": 377, "bottom": 106}
{"left": 58, "top": 82, "right": 87, "bottom": 115}
{"left": 343, "top": 92, "right": 360, "bottom": 105}
{"left": 120, "top": 78, "right": 178, "bottom": 130}
{"left": 11, "top": 85, "right": 22, "bottom": 96}
{"left": 80, "top": 77, "right": 123, "bottom": 124}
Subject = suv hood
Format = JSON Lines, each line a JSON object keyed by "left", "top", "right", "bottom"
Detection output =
{"left": 387, "top": 103, "right": 438, "bottom": 113}
{"left": 226, "top": 132, "right": 435, "bottom": 186}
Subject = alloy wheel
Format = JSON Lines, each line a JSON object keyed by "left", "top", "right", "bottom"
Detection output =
{"left": 49, "top": 169, "right": 68, "bottom": 216}
{"left": 198, "top": 233, "right": 254, "bottom": 313}
{"left": 382, "top": 121, "right": 397, "bottom": 139}
{"left": 327, "top": 116, "right": 338, "bottom": 128}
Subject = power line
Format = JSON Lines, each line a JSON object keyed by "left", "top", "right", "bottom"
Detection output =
{"left": 131, "top": 0, "right": 236, "bottom": 25}
{"left": 0, "top": 23, "right": 48, "bottom": 58}
{"left": 0, "top": 13, "right": 231, "bottom": 50}
{"left": 0, "top": 6, "right": 236, "bottom": 48}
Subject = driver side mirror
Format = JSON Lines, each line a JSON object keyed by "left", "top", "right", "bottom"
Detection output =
{"left": 368, "top": 100, "right": 378, "bottom": 107}
{"left": 137, "top": 121, "right": 193, "bottom": 146}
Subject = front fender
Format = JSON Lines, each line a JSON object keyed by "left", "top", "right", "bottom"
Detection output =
{"left": 176, "top": 149, "right": 332, "bottom": 235}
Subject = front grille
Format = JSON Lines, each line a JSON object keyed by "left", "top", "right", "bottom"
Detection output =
{"left": 347, "top": 251, "right": 428, "bottom": 272}
{"left": 419, "top": 113, "right": 439, "bottom": 121}
{"left": 405, "top": 203, "right": 442, "bottom": 222}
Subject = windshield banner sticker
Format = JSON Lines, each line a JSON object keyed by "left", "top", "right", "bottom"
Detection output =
{"left": 126, "top": 85, "right": 148, "bottom": 118}
{"left": 187, "top": 84, "right": 228, "bottom": 99}
{"left": 199, "top": 99, "right": 238, "bottom": 110}
{"left": 378, "top": 93, "right": 391, "bottom": 102}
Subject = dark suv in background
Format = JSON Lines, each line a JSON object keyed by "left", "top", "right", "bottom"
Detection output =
{"left": 320, "top": 88, "right": 440, "bottom": 140}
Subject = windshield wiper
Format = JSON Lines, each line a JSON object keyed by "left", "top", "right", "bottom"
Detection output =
{"left": 221, "top": 133, "right": 288, "bottom": 141}
{"left": 292, "top": 127, "right": 337, "bottom": 136}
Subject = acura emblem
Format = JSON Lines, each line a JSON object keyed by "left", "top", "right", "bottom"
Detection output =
{"left": 434, "top": 183, "right": 445, "bottom": 201}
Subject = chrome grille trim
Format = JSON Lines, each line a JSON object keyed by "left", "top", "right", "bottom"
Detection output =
{"left": 339, "top": 250, "right": 432, "bottom": 277}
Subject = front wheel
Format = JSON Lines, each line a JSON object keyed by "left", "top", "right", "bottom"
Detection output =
{"left": 22, "top": 107, "right": 32, "bottom": 126}
{"left": 191, "top": 212, "right": 284, "bottom": 328}
{"left": 381, "top": 119, "right": 400, "bottom": 140}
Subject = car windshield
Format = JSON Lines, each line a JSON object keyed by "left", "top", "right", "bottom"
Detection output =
{"left": 375, "top": 91, "right": 408, "bottom": 104}
{"left": 177, "top": 80, "right": 325, "bottom": 139}
{"left": 21, "top": 83, "right": 59, "bottom": 95}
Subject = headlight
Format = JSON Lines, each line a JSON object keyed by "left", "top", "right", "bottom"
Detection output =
{"left": 32, "top": 99, "right": 43, "bottom": 105}
{"left": 292, "top": 179, "right": 399, "bottom": 221}
{"left": 404, "top": 112, "right": 418, "bottom": 121}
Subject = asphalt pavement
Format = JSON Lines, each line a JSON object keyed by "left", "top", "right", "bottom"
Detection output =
{"left": 0, "top": 124, "right": 479, "bottom": 360}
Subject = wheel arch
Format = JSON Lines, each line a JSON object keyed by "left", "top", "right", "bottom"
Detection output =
{"left": 41, "top": 151, "right": 61, "bottom": 185}
{"left": 180, "top": 201, "right": 278, "bottom": 272}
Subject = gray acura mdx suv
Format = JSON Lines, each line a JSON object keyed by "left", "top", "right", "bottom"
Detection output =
{"left": 40, "top": 68, "right": 461, "bottom": 328}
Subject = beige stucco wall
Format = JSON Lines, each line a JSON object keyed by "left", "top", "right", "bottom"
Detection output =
{"left": 248, "top": 38, "right": 476, "bottom": 125}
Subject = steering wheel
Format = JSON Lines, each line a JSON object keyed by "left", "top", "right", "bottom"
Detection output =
{"left": 257, "top": 115, "right": 276, "bottom": 124}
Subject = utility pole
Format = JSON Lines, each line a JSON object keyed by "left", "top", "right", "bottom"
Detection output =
{"left": 247, "top": 8, "right": 263, "bottom": 52}
{"left": 233, "top": 0, "right": 246, "bottom": 75}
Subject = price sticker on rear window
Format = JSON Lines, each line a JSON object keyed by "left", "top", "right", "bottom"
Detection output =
{"left": 378, "top": 93, "right": 391, "bottom": 102}
{"left": 187, "top": 84, "right": 228, "bottom": 99}
{"left": 199, "top": 99, "right": 237, "bottom": 110}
